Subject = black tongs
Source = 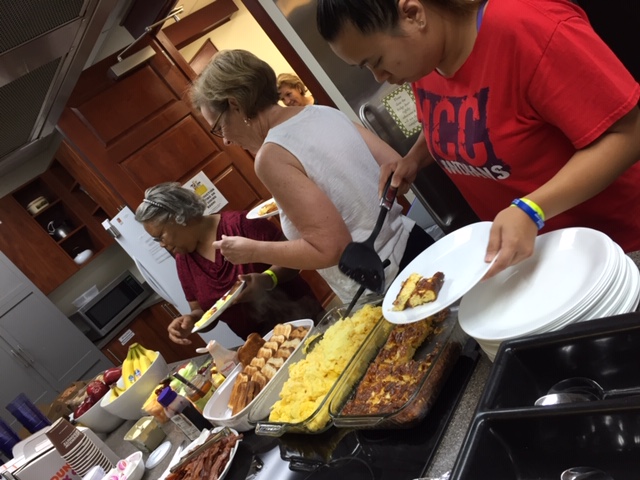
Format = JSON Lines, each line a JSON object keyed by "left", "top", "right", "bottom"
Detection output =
{"left": 339, "top": 175, "right": 397, "bottom": 294}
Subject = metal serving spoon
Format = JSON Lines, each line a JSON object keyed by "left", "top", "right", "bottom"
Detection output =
{"left": 560, "top": 466, "right": 613, "bottom": 480}
{"left": 536, "top": 377, "right": 640, "bottom": 406}
{"left": 534, "top": 392, "right": 598, "bottom": 406}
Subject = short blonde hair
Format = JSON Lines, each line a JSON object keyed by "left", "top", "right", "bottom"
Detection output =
{"left": 190, "top": 49, "right": 279, "bottom": 118}
{"left": 277, "top": 73, "right": 308, "bottom": 96}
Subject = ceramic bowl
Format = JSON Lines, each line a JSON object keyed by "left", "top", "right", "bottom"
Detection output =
{"left": 100, "top": 353, "right": 169, "bottom": 420}
{"left": 75, "top": 397, "right": 125, "bottom": 434}
{"left": 73, "top": 249, "right": 94, "bottom": 265}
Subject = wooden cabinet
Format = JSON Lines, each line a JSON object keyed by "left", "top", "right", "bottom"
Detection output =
{"left": 0, "top": 253, "right": 112, "bottom": 429}
{"left": 101, "top": 301, "right": 206, "bottom": 365}
{"left": 0, "top": 159, "right": 114, "bottom": 294}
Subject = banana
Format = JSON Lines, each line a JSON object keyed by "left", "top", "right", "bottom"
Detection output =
{"left": 136, "top": 345, "right": 152, "bottom": 375}
{"left": 110, "top": 384, "right": 125, "bottom": 401}
{"left": 121, "top": 346, "right": 136, "bottom": 390}
{"left": 146, "top": 349, "right": 158, "bottom": 364}
{"left": 135, "top": 342, "right": 159, "bottom": 365}
{"left": 131, "top": 347, "right": 143, "bottom": 381}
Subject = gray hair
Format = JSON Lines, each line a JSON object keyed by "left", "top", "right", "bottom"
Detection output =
{"left": 190, "top": 49, "right": 280, "bottom": 118}
{"left": 135, "top": 182, "right": 206, "bottom": 226}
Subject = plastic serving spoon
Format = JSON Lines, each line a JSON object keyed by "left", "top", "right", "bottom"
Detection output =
{"left": 560, "top": 466, "right": 613, "bottom": 480}
{"left": 338, "top": 176, "right": 397, "bottom": 294}
{"left": 343, "top": 259, "right": 391, "bottom": 318}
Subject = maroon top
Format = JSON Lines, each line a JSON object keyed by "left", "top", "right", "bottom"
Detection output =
{"left": 176, "top": 211, "right": 321, "bottom": 340}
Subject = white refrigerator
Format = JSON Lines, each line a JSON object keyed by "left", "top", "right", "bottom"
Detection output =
{"left": 102, "top": 207, "right": 243, "bottom": 347}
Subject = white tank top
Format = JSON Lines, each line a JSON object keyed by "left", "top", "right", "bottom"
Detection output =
{"left": 265, "top": 106, "right": 414, "bottom": 302}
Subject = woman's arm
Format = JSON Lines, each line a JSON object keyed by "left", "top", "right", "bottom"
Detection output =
{"left": 375, "top": 130, "right": 436, "bottom": 197}
{"left": 213, "top": 143, "right": 352, "bottom": 270}
{"left": 485, "top": 106, "right": 640, "bottom": 278}
{"left": 167, "top": 300, "right": 205, "bottom": 345}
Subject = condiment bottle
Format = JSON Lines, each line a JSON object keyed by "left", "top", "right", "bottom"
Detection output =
{"left": 205, "top": 340, "right": 238, "bottom": 376}
{"left": 184, "top": 370, "right": 214, "bottom": 413}
{"left": 156, "top": 387, "right": 212, "bottom": 441}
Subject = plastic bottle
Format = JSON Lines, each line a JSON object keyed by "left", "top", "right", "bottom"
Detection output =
{"left": 156, "top": 387, "right": 212, "bottom": 441}
{"left": 205, "top": 340, "right": 239, "bottom": 376}
{"left": 184, "top": 370, "right": 214, "bottom": 413}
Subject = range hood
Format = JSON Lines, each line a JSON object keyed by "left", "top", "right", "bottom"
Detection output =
{"left": 0, "top": 0, "right": 128, "bottom": 176}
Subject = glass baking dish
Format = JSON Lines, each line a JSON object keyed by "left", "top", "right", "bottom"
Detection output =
{"left": 248, "top": 296, "right": 384, "bottom": 436}
{"left": 328, "top": 306, "right": 464, "bottom": 429}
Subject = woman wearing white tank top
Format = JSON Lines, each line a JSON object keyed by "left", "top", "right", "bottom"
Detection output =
{"left": 190, "top": 49, "right": 434, "bottom": 302}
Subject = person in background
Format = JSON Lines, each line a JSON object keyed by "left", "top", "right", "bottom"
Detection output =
{"left": 135, "top": 182, "right": 323, "bottom": 344}
{"left": 190, "top": 50, "right": 434, "bottom": 304}
{"left": 277, "top": 73, "right": 315, "bottom": 106}
{"left": 316, "top": 0, "right": 640, "bottom": 278}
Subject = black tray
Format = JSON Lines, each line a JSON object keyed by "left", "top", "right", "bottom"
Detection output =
{"left": 451, "top": 405, "right": 640, "bottom": 480}
{"left": 450, "top": 311, "right": 640, "bottom": 480}
{"left": 479, "top": 311, "right": 640, "bottom": 411}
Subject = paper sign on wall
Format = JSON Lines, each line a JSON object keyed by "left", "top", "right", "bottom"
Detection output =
{"left": 183, "top": 171, "right": 228, "bottom": 214}
{"left": 381, "top": 84, "right": 421, "bottom": 138}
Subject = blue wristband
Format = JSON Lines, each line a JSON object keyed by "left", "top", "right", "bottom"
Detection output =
{"left": 511, "top": 198, "right": 545, "bottom": 230}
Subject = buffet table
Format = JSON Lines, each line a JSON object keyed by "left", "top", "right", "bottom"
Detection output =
{"left": 103, "top": 251, "right": 640, "bottom": 480}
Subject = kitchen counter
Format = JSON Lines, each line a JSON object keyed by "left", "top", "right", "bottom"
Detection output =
{"left": 420, "top": 250, "right": 640, "bottom": 479}
{"left": 102, "top": 252, "right": 640, "bottom": 480}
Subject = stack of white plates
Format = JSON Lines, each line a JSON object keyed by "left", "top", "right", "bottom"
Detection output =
{"left": 459, "top": 227, "right": 640, "bottom": 361}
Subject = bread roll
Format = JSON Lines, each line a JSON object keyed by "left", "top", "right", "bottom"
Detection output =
{"left": 261, "top": 364, "right": 277, "bottom": 380}
{"left": 289, "top": 327, "right": 308, "bottom": 340}
{"left": 257, "top": 347, "right": 274, "bottom": 360}
{"left": 250, "top": 357, "right": 266, "bottom": 369}
{"left": 237, "top": 332, "right": 266, "bottom": 365}
{"left": 228, "top": 373, "right": 248, "bottom": 410}
{"left": 263, "top": 341, "right": 279, "bottom": 352}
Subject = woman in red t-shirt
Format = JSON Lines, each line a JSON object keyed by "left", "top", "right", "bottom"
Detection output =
{"left": 317, "top": 0, "right": 640, "bottom": 279}
{"left": 135, "top": 182, "right": 323, "bottom": 343}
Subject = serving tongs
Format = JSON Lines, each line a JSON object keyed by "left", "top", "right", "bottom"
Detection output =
{"left": 338, "top": 175, "right": 397, "bottom": 294}
{"left": 169, "top": 427, "right": 232, "bottom": 473}
{"left": 343, "top": 258, "right": 391, "bottom": 318}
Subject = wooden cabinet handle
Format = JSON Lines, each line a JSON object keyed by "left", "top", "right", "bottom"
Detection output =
{"left": 161, "top": 302, "right": 180, "bottom": 319}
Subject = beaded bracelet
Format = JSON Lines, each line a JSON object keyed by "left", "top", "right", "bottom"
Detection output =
{"left": 263, "top": 269, "right": 278, "bottom": 290}
{"left": 511, "top": 198, "right": 545, "bottom": 230}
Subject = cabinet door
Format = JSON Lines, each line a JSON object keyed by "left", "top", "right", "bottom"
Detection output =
{"left": 102, "top": 302, "right": 206, "bottom": 365}
{"left": 57, "top": 37, "right": 270, "bottom": 212}
{"left": 0, "top": 338, "right": 58, "bottom": 430}
{"left": 0, "top": 196, "right": 77, "bottom": 294}
{"left": 0, "top": 253, "right": 112, "bottom": 390}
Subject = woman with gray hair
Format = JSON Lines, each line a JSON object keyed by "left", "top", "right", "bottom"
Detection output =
{"left": 135, "top": 182, "right": 322, "bottom": 344}
{"left": 190, "top": 49, "right": 433, "bottom": 304}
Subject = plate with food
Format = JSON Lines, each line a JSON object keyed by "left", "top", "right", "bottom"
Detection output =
{"left": 382, "top": 222, "right": 496, "bottom": 324}
{"left": 159, "top": 426, "right": 241, "bottom": 480}
{"left": 246, "top": 198, "right": 279, "bottom": 219}
{"left": 192, "top": 280, "right": 245, "bottom": 333}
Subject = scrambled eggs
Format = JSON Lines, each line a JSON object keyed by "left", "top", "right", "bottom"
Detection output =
{"left": 268, "top": 304, "right": 381, "bottom": 431}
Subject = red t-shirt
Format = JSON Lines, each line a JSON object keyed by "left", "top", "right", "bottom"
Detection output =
{"left": 176, "top": 211, "right": 321, "bottom": 339}
{"left": 411, "top": 0, "right": 640, "bottom": 251}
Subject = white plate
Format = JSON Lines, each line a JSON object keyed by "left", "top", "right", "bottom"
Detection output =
{"left": 383, "top": 222, "right": 495, "bottom": 324}
{"left": 202, "top": 318, "right": 314, "bottom": 431}
{"left": 459, "top": 227, "right": 616, "bottom": 342}
{"left": 192, "top": 281, "right": 245, "bottom": 333}
{"left": 145, "top": 440, "right": 171, "bottom": 469}
{"left": 159, "top": 427, "right": 240, "bottom": 480}
{"left": 246, "top": 198, "right": 279, "bottom": 219}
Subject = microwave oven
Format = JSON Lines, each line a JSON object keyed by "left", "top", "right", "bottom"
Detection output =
{"left": 71, "top": 271, "right": 152, "bottom": 340}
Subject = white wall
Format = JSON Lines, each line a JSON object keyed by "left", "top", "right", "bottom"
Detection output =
{"left": 179, "top": 0, "right": 296, "bottom": 86}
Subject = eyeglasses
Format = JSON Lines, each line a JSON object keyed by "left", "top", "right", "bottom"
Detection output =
{"left": 209, "top": 109, "right": 226, "bottom": 138}
{"left": 151, "top": 228, "right": 166, "bottom": 243}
